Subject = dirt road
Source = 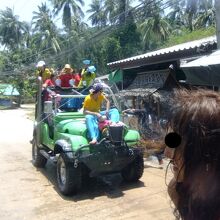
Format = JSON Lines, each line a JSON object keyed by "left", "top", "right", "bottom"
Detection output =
{"left": 0, "top": 105, "right": 174, "bottom": 220}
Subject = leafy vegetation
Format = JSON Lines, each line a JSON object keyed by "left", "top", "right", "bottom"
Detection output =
{"left": 0, "top": 0, "right": 216, "bottom": 102}
{"left": 163, "top": 26, "right": 216, "bottom": 47}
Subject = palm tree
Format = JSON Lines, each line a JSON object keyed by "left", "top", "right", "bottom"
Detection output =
{"left": 194, "top": 0, "right": 215, "bottom": 28}
{"left": 22, "top": 22, "right": 32, "bottom": 48}
{"left": 117, "top": 0, "right": 134, "bottom": 24}
{"left": 137, "top": 0, "right": 158, "bottom": 22}
{"left": 195, "top": 8, "right": 215, "bottom": 28}
{"left": 49, "top": 0, "right": 85, "bottom": 30}
{"left": 103, "top": 0, "right": 117, "bottom": 24}
{"left": 70, "top": 14, "right": 88, "bottom": 35}
{"left": 138, "top": 0, "right": 171, "bottom": 49}
{"left": 166, "top": 0, "right": 215, "bottom": 31}
{"left": 139, "top": 13, "right": 171, "bottom": 50}
{"left": 32, "top": 3, "right": 61, "bottom": 54}
{"left": 185, "top": 0, "right": 199, "bottom": 31}
{"left": 102, "top": 0, "right": 133, "bottom": 25}
{"left": 32, "top": 3, "right": 54, "bottom": 32}
{"left": 0, "top": 7, "right": 27, "bottom": 50}
{"left": 166, "top": 0, "right": 186, "bottom": 28}
{"left": 87, "top": 0, "right": 107, "bottom": 28}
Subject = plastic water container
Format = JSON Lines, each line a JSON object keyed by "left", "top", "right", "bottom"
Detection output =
{"left": 44, "top": 101, "right": 53, "bottom": 113}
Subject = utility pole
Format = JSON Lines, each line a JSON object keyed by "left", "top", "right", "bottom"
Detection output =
{"left": 215, "top": 0, "right": 220, "bottom": 49}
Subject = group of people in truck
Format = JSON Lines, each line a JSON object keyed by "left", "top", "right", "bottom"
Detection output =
{"left": 36, "top": 59, "right": 96, "bottom": 90}
{"left": 36, "top": 59, "right": 120, "bottom": 145}
{"left": 36, "top": 59, "right": 97, "bottom": 111}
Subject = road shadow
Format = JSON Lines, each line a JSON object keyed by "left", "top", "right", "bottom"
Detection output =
{"left": 33, "top": 160, "right": 145, "bottom": 201}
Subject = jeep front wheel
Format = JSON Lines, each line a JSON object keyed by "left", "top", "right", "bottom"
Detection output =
{"left": 57, "top": 153, "right": 81, "bottom": 196}
{"left": 121, "top": 155, "right": 144, "bottom": 182}
{"left": 32, "top": 137, "right": 47, "bottom": 168}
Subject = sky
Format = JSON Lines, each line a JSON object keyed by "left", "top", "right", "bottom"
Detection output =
{"left": 0, "top": 0, "right": 47, "bottom": 22}
{"left": 0, "top": 0, "right": 139, "bottom": 25}
{"left": 0, "top": 0, "right": 93, "bottom": 24}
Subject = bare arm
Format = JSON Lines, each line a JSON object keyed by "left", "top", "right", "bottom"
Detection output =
{"left": 42, "top": 80, "right": 50, "bottom": 89}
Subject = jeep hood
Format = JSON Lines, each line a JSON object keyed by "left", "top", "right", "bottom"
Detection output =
{"left": 56, "top": 119, "right": 87, "bottom": 137}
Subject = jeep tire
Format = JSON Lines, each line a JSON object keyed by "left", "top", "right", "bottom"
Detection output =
{"left": 32, "top": 137, "right": 47, "bottom": 168}
{"left": 121, "top": 155, "right": 144, "bottom": 182}
{"left": 57, "top": 153, "right": 82, "bottom": 196}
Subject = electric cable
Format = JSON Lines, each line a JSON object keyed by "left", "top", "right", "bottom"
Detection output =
{"left": 41, "top": 0, "right": 173, "bottom": 64}
{"left": 0, "top": 0, "right": 180, "bottom": 76}
{"left": 0, "top": 0, "right": 164, "bottom": 67}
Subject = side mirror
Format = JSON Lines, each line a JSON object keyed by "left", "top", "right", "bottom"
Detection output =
{"left": 44, "top": 101, "right": 53, "bottom": 114}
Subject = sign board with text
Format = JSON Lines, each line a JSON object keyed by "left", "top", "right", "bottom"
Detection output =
{"left": 128, "top": 70, "right": 169, "bottom": 89}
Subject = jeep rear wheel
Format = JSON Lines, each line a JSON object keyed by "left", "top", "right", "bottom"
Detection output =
{"left": 57, "top": 153, "right": 82, "bottom": 196}
{"left": 121, "top": 155, "right": 144, "bottom": 182}
{"left": 32, "top": 137, "right": 47, "bottom": 168}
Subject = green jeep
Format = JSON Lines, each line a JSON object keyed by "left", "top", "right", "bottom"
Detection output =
{"left": 32, "top": 77, "right": 144, "bottom": 196}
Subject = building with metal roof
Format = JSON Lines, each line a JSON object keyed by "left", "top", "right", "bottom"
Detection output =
{"left": 106, "top": 36, "right": 218, "bottom": 151}
{"left": 106, "top": 35, "right": 218, "bottom": 119}
{"left": 107, "top": 36, "right": 217, "bottom": 69}
{"left": 181, "top": 49, "right": 220, "bottom": 86}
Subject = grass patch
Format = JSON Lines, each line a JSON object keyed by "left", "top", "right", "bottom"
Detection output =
{"left": 163, "top": 26, "right": 216, "bottom": 48}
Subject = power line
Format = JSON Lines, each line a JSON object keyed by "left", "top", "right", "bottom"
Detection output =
{"left": 0, "top": 0, "right": 150, "bottom": 75}
{"left": 1, "top": 0, "right": 159, "bottom": 67}
{"left": 45, "top": 0, "right": 174, "bottom": 64}
{"left": 0, "top": 0, "right": 178, "bottom": 76}
{"left": 42, "top": 0, "right": 173, "bottom": 64}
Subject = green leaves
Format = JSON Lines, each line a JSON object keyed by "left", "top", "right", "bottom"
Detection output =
{"left": 0, "top": 7, "right": 27, "bottom": 50}
{"left": 0, "top": 0, "right": 217, "bottom": 103}
{"left": 32, "top": 3, "right": 61, "bottom": 54}
{"left": 50, "top": 0, "right": 85, "bottom": 30}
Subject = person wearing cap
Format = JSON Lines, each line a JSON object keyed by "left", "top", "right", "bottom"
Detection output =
{"left": 83, "top": 83, "right": 120, "bottom": 144}
{"left": 57, "top": 64, "right": 81, "bottom": 111}
{"left": 78, "top": 65, "right": 96, "bottom": 89}
{"left": 36, "top": 60, "right": 51, "bottom": 82}
{"left": 59, "top": 64, "right": 80, "bottom": 88}
{"left": 81, "top": 59, "right": 90, "bottom": 74}
{"left": 78, "top": 59, "right": 90, "bottom": 77}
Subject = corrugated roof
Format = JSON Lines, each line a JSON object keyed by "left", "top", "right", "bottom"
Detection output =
{"left": 107, "top": 36, "right": 216, "bottom": 66}
{"left": 181, "top": 49, "right": 220, "bottom": 68}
